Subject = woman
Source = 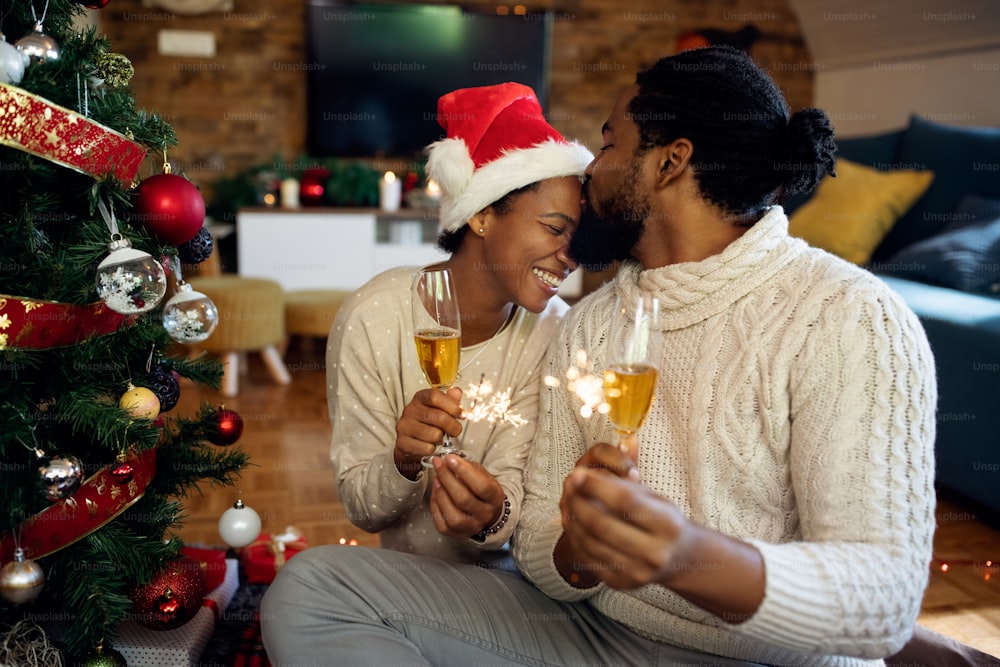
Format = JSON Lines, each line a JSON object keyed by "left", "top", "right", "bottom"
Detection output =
{"left": 326, "top": 82, "right": 592, "bottom": 563}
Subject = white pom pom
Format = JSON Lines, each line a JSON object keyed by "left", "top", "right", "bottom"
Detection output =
{"left": 426, "top": 138, "right": 474, "bottom": 200}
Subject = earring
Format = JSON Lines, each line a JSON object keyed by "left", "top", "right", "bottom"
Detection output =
{"left": 478, "top": 227, "right": 485, "bottom": 234}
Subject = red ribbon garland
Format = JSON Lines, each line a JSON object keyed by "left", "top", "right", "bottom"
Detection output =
{"left": 0, "top": 447, "right": 158, "bottom": 562}
{"left": 0, "top": 294, "right": 135, "bottom": 350}
{"left": 0, "top": 82, "right": 146, "bottom": 184}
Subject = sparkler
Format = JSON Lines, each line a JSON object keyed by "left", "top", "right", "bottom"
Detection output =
{"left": 543, "top": 349, "right": 610, "bottom": 419}
{"left": 462, "top": 374, "right": 528, "bottom": 427}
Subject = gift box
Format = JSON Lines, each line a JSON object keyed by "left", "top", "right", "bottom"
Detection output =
{"left": 241, "top": 526, "right": 308, "bottom": 584}
{"left": 114, "top": 557, "right": 239, "bottom": 667}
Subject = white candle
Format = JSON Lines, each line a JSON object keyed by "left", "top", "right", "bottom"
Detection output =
{"left": 379, "top": 171, "right": 402, "bottom": 212}
{"left": 280, "top": 178, "right": 300, "bottom": 209}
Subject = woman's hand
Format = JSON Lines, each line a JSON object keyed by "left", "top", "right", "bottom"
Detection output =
{"left": 429, "top": 454, "right": 506, "bottom": 540}
{"left": 394, "top": 387, "right": 464, "bottom": 480}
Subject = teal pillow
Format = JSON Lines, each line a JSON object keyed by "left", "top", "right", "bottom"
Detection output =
{"left": 875, "top": 116, "right": 1000, "bottom": 261}
{"left": 886, "top": 214, "right": 1000, "bottom": 295}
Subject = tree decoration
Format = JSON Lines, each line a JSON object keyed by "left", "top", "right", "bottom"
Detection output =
{"left": 119, "top": 382, "right": 161, "bottom": 420}
{"left": 207, "top": 407, "right": 244, "bottom": 446}
{"left": 37, "top": 451, "right": 85, "bottom": 502}
{"left": 133, "top": 153, "right": 206, "bottom": 245}
{"left": 79, "top": 1, "right": 114, "bottom": 11}
{"left": 15, "top": 23, "right": 59, "bottom": 64}
{"left": 93, "top": 52, "right": 132, "bottom": 88}
{"left": 94, "top": 194, "right": 167, "bottom": 315}
{"left": 0, "top": 32, "right": 25, "bottom": 85}
{"left": 129, "top": 555, "right": 206, "bottom": 630}
{"left": 177, "top": 226, "right": 214, "bottom": 264}
{"left": 78, "top": 640, "right": 128, "bottom": 667}
{"left": 0, "top": 546, "right": 44, "bottom": 605}
{"left": 0, "top": 620, "right": 64, "bottom": 666}
{"left": 149, "top": 364, "right": 181, "bottom": 412}
{"left": 162, "top": 258, "right": 218, "bottom": 344}
{"left": 218, "top": 498, "right": 261, "bottom": 548}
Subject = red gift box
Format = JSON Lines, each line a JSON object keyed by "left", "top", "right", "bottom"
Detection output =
{"left": 241, "top": 527, "right": 308, "bottom": 584}
{"left": 181, "top": 545, "right": 228, "bottom": 591}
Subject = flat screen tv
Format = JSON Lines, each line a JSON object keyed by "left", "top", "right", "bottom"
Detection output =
{"left": 305, "top": 1, "right": 553, "bottom": 159}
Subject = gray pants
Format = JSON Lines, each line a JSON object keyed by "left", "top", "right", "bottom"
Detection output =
{"left": 260, "top": 545, "right": 763, "bottom": 667}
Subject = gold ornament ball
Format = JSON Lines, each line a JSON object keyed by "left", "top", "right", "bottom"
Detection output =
{"left": 119, "top": 383, "right": 161, "bottom": 420}
{"left": 0, "top": 549, "right": 45, "bottom": 605}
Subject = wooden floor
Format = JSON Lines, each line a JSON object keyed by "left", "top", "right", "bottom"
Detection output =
{"left": 176, "top": 341, "right": 1000, "bottom": 658}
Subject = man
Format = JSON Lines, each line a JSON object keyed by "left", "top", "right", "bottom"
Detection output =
{"left": 262, "top": 46, "right": 936, "bottom": 666}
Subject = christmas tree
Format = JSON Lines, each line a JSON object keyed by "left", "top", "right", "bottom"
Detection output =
{"left": 0, "top": 1, "right": 249, "bottom": 661}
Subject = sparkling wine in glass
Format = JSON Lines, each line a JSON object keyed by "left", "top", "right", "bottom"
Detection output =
{"left": 603, "top": 295, "right": 660, "bottom": 464}
{"left": 412, "top": 267, "right": 466, "bottom": 467}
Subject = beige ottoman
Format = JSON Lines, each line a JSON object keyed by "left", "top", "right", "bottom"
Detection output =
{"left": 188, "top": 276, "right": 291, "bottom": 397}
{"left": 284, "top": 289, "right": 351, "bottom": 346}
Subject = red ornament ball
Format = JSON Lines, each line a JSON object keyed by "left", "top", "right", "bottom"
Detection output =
{"left": 208, "top": 408, "right": 244, "bottom": 446}
{"left": 130, "top": 556, "right": 206, "bottom": 630}
{"left": 80, "top": 0, "right": 112, "bottom": 8}
{"left": 110, "top": 460, "right": 134, "bottom": 485}
{"left": 133, "top": 173, "right": 206, "bottom": 245}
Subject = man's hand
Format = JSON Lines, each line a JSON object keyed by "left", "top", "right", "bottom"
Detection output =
{"left": 429, "top": 454, "right": 506, "bottom": 540}
{"left": 394, "top": 387, "right": 463, "bottom": 480}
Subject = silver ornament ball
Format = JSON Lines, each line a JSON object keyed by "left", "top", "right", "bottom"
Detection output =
{"left": 39, "top": 452, "right": 84, "bottom": 502}
{"left": 15, "top": 23, "right": 60, "bottom": 64}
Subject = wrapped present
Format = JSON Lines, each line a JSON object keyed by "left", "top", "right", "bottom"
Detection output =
{"left": 114, "top": 558, "right": 239, "bottom": 666}
{"left": 241, "top": 526, "right": 308, "bottom": 584}
{"left": 181, "top": 545, "right": 228, "bottom": 591}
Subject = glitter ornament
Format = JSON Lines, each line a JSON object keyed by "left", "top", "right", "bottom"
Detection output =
{"left": 78, "top": 641, "right": 128, "bottom": 667}
{"left": 207, "top": 407, "right": 243, "bottom": 446}
{"left": 149, "top": 364, "right": 181, "bottom": 412}
{"left": 0, "top": 548, "right": 44, "bottom": 605}
{"left": 162, "top": 282, "right": 218, "bottom": 344}
{"left": 0, "top": 32, "right": 26, "bottom": 85}
{"left": 96, "top": 237, "right": 167, "bottom": 315}
{"left": 119, "top": 382, "right": 161, "bottom": 420}
{"left": 15, "top": 22, "right": 60, "bottom": 64}
{"left": 218, "top": 499, "right": 261, "bottom": 548}
{"left": 130, "top": 556, "right": 207, "bottom": 630}
{"left": 38, "top": 451, "right": 84, "bottom": 501}
{"left": 177, "top": 226, "right": 214, "bottom": 264}
{"left": 93, "top": 52, "right": 132, "bottom": 87}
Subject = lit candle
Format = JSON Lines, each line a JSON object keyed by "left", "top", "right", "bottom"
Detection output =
{"left": 379, "top": 171, "right": 402, "bottom": 212}
{"left": 425, "top": 178, "right": 441, "bottom": 203}
{"left": 280, "top": 177, "right": 300, "bottom": 209}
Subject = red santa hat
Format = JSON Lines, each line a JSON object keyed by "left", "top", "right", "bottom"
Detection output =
{"left": 426, "top": 82, "right": 593, "bottom": 233}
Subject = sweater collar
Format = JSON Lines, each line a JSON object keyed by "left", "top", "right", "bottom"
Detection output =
{"left": 615, "top": 207, "right": 800, "bottom": 330}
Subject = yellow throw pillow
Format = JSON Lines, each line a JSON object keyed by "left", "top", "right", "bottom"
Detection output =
{"left": 788, "top": 157, "right": 934, "bottom": 265}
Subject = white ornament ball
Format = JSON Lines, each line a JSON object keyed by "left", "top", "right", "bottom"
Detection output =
{"left": 218, "top": 499, "right": 261, "bottom": 548}
{"left": 0, "top": 34, "right": 25, "bottom": 85}
{"left": 163, "top": 283, "right": 219, "bottom": 343}
{"left": 96, "top": 239, "right": 167, "bottom": 315}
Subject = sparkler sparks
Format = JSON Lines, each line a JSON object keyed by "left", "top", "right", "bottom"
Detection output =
{"left": 543, "top": 349, "right": 610, "bottom": 419}
{"left": 462, "top": 375, "right": 527, "bottom": 427}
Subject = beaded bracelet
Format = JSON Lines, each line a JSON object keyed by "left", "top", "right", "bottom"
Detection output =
{"left": 470, "top": 496, "right": 511, "bottom": 542}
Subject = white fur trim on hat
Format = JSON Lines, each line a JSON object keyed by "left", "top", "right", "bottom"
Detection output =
{"left": 429, "top": 139, "right": 594, "bottom": 233}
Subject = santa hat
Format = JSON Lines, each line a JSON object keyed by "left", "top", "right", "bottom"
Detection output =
{"left": 426, "top": 82, "right": 593, "bottom": 233}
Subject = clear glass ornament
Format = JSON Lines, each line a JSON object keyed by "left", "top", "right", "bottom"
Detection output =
{"left": 162, "top": 282, "right": 219, "bottom": 343}
{"left": 96, "top": 238, "right": 167, "bottom": 315}
{"left": 0, "top": 32, "right": 25, "bottom": 85}
{"left": 14, "top": 22, "right": 59, "bottom": 64}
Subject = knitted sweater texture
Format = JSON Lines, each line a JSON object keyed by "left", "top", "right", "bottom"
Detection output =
{"left": 514, "top": 208, "right": 937, "bottom": 666}
{"left": 328, "top": 266, "right": 567, "bottom": 562}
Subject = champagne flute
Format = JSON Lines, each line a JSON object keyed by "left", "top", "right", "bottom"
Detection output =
{"left": 411, "top": 267, "right": 467, "bottom": 468}
{"left": 603, "top": 295, "right": 660, "bottom": 464}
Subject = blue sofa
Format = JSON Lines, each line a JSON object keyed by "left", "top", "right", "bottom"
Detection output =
{"left": 786, "top": 115, "right": 1000, "bottom": 518}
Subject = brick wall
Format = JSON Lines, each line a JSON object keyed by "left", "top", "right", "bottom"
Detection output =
{"left": 100, "top": 0, "right": 811, "bottom": 199}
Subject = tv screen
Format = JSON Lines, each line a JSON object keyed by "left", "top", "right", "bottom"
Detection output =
{"left": 305, "top": 1, "right": 552, "bottom": 159}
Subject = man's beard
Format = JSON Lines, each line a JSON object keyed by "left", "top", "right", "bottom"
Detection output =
{"left": 569, "top": 170, "right": 649, "bottom": 272}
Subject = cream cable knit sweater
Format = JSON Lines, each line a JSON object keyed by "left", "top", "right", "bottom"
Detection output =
{"left": 514, "top": 208, "right": 937, "bottom": 666}
{"left": 328, "top": 266, "right": 567, "bottom": 563}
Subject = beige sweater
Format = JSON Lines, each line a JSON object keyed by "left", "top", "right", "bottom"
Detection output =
{"left": 514, "top": 208, "right": 937, "bottom": 666}
{"left": 328, "top": 266, "right": 567, "bottom": 562}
